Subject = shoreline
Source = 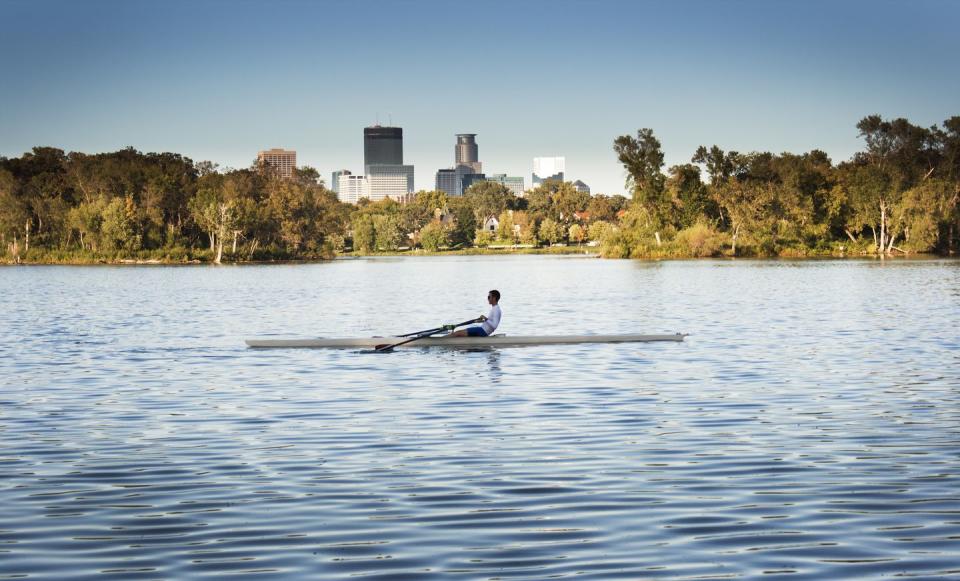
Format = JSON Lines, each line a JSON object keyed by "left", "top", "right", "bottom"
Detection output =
{"left": 3, "top": 248, "right": 955, "bottom": 266}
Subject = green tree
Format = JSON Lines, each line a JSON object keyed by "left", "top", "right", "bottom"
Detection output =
{"left": 512, "top": 210, "right": 537, "bottom": 244}
{"left": 522, "top": 185, "right": 556, "bottom": 222}
{"left": 464, "top": 181, "right": 516, "bottom": 225}
{"left": 189, "top": 173, "right": 233, "bottom": 262}
{"left": 100, "top": 196, "right": 140, "bottom": 252}
{"left": 841, "top": 115, "right": 943, "bottom": 253}
{"left": 474, "top": 228, "right": 494, "bottom": 247}
{"left": 0, "top": 168, "right": 28, "bottom": 257}
{"left": 351, "top": 214, "right": 375, "bottom": 252}
{"left": 67, "top": 196, "right": 107, "bottom": 251}
{"left": 586, "top": 194, "right": 624, "bottom": 223}
{"left": 293, "top": 166, "right": 322, "bottom": 187}
{"left": 538, "top": 217, "right": 564, "bottom": 245}
{"left": 587, "top": 220, "right": 615, "bottom": 244}
{"left": 713, "top": 178, "right": 775, "bottom": 255}
{"left": 496, "top": 210, "right": 516, "bottom": 242}
{"left": 552, "top": 182, "right": 591, "bottom": 224}
{"left": 569, "top": 223, "right": 586, "bottom": 246}
{"left": 692, "top": 145, "right": 737, "bottom": 187}
{"left": 666, "top": 163, "right": 712, "bottom": 228}
{"left": 419, "top": 221, "right": 450, "bottom": 251}
{"left": 614, "top": 128, "right": 669, "bottom": 245}
{"left": 445, "top": 196, "right": 477, "bottom": 247}
{"left": 895, "top": 179, "right": 955, "bottom": 252}
{"left": 373, "top": 213, "right": 402, "bottom": 250}
{"left": 614, "top": 128, "right": 666, "bottom": 202}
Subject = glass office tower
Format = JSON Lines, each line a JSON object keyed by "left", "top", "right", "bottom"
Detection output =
{"left": 364, "top": 126, "right": 403, "bottom": 166}
{"left": 455, "top": 134, "right": 481, "bottom": 174}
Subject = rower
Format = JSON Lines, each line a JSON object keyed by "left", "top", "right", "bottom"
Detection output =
{"left": 449, "top": 290, "right": 501, "bottom": 337}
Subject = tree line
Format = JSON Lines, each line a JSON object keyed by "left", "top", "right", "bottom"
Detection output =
{"left": 609, "top": 115, "right": 960, "bottom": 257}
{"left": 0, "top": 147, "right": 625, "bottom": 262}
{"left": 1, "top": 114, "right": 957, "bottom": 263}
{"left": 0, "top": 149, "right": 350, "bottom": 263}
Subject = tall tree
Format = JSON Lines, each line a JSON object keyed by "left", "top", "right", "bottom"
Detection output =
{"left": 614, "top": 128, "right": 666, "bottom": 202}
{"left": 0, "top": 168, "right": 28, "bottom": 257}
{"left": 692, "top": 145, "right": 737, "bottom": 187}
{"left": 614, "top": 129, "right": 668, "bottom": 245}
{"left": 666, "top": 164, "right": 713, "bottom": 228}
{"left": 713, "top": 178, "right": 775, "bottom": 255}
{"left": 464, "top": 181, "right": 516, "bottom": 226}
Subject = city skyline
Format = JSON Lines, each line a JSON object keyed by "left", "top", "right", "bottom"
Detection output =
{"left": 1, "top": 0, "right": 958, "bottom": 194}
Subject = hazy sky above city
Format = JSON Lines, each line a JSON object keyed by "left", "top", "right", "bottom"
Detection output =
{"left": 2, "top": 0, "right": 958, "bottom": 194}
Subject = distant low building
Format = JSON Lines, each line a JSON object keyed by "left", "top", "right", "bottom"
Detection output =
{"left": 484, "top": 174, "right": 525, "bottom": 197}
{"left": 532, "top": 156, "right": 565, "bottom": 186}
{"left": 331, "top": 169, "right": 351, "bottom": 194}
{"left": 435, "top": 168, "right": 458, "bottom": 197}
{"left": 572, "top": 179, "right": 590, "bottom": 194}
{"left": 482, "top": 216, "right": 499, "bottom": 232}
{"left": 436, "top": 167, "right": 485, "bottom": 196}
{"left": 460, "top": 172, "right": 486, "bottom": 194}
{"left": 257, "top": 148, "right": 297, "bottom": 179}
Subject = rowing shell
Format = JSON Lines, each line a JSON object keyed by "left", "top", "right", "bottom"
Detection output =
{"left": 245, "top": 333, "right": 687, "bottom": 349}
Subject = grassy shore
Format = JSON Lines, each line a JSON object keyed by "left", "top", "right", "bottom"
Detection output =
{"left": 2, "top": 244, "right": 601, "bottom": 265}
{"left": 5, "top": 244, "right": 952, "bottom": 265}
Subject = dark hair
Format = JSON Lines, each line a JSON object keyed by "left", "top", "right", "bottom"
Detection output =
{"left": 488, "top": 289, "right": 500, "bottom": 301}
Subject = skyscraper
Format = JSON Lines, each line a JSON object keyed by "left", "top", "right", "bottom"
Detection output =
{"left": 435, "top": 169, "right": 458, "bottom": 197}
{"left": 455, "top": 134, "right": 481, "bottom": 174}
{"left": 532, "top": 156, "right": 565, "bottom": 186}
{"left": 363, "top": 125, "right": 414, "bottom": 201}
{"left": 364, "top": 126, "right": 403, "bottom": 167}
{"left": 436, "top": 133, "right": 485, "bottom": 196}
{"left": 257, "top": 148, "right": 297, "bottom": 179}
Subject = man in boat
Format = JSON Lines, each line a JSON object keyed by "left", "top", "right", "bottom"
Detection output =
{"left": 449, "top": 290, "right": 501, "bottom": 337}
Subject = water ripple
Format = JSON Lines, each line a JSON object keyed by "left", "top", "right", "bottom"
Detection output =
{"left": 1, "top": 258, "right": 959, "bottom": 579}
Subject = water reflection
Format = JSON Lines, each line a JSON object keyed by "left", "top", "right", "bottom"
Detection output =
{"left": 1, "top": 257, "right": 958, "bottom": 580}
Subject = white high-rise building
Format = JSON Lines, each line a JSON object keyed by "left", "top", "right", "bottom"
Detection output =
{"left": 331, "top": 169, "right": 351, "bottom": 194}
{"left": 337, "top": 166, "right": 414, "bottom": 204}
{"left": 337, "top": 174, "right": 368, "bottom": 204}
{"left": 533, "top": 156, "right": 565, "bottom": 185}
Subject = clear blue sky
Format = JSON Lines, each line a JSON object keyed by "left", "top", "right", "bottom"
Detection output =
{"left": 1, "top": 0, "right": 958, "bottom": 195}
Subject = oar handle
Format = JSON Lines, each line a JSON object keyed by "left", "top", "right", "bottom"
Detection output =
{"left": 399, "top": 317, "right": 483, "bottom": 337}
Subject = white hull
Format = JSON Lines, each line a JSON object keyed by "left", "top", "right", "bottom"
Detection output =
{"left": 245, "top": 333, "right": 687, "bottom": 349}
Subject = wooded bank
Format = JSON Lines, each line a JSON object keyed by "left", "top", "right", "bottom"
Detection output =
{"left": 2, "top": 114, "right": 957, "bottom": 264}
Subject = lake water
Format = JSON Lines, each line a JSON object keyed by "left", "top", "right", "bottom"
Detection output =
{"left": 2, "top": 255, "right": 959, "bottom": 580}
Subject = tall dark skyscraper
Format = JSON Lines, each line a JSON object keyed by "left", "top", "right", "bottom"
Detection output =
{"left": 364, "top": 125, "right": 403, "bottom": 167}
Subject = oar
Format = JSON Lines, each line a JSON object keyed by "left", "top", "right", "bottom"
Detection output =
{"left": 397, "top": 324, "right": 451, "bottom": 338}
{"left": 372, "top": 318, "right": 483, "bottom": 353}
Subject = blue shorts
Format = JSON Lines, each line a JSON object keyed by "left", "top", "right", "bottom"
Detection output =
{"left": 466, "top": 326, "right": 489, "bottom": 337}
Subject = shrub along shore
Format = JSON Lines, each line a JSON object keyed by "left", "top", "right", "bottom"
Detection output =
{"left": 2, "top": 114, "right": 958, "bottom": 265}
